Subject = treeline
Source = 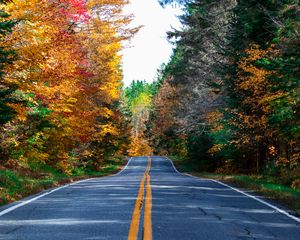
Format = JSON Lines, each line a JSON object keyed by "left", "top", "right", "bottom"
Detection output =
{"left": 0, "top": 0, "right": 136, "bottom": 174}
{"left": 121, "top": 80, "right": 159, "bottom": 156}
{"left": 149, "top": 0, "right": 299, "bottom": 187}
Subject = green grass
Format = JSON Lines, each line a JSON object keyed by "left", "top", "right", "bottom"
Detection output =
{"left": 169, "top": 156, "right": 300, "bottom": 216}
{"left": 0, "top": 158, "right": 126, "bottom": 207}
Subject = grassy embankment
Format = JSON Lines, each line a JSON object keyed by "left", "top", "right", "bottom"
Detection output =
{"left": 0, "top": 158, "right": 126, "bottom": 207}
{"left": 169, "top": 156, "right": 300, "bottom": 216}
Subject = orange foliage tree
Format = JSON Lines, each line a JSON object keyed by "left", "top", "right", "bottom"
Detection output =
{"left": 208, "top": 44, "right": 284, "bottom": 171}
{"left": 0, "top": 0, "right": 136, "bottom": 173}
{"left": 151, "top": 78, "right": 188, "bottom": 157}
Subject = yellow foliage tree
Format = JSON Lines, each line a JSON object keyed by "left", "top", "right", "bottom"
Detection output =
{"left": 1, "top": 0, "right": 137, "bottom": 172}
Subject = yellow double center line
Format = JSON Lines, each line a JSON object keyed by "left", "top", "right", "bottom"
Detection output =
{"left": 128, "top": 157, "right": 152, "bottom": 240}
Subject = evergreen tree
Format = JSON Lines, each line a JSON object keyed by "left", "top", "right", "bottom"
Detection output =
{"left": 0, "top": 0, "right": 17, "bottom": 124}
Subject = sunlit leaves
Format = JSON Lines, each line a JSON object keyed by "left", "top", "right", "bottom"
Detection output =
{"left": 0, "top": 0, "right": 135, "bottom": 172}
{"left": 123, "top": 80, "right": 156, "bottom": 156}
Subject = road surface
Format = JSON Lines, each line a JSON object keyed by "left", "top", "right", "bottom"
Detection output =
{"left": 0, "top": 156, "right": 299, "bottom": 239}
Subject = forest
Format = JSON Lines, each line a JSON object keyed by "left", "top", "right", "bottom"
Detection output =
{"left": 0, "top": 0, "right": 138, "bottom": 204}
{"left": 156, "top": 0, "right": 300, "bottom": 173}
{"left": 0, "top": 0, "right": 299, "bottom": 207}
{"left": 125, "top": 0, "right": 300, "bottom": 203}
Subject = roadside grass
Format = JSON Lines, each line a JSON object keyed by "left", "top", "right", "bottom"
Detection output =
{"left": 0, "top": 158, "right": 126, "bottom": 207}
{"left": 169, "top": 156, "right": 300, "bottom": 216}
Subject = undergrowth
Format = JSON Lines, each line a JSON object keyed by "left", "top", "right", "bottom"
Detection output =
{"left": 0, "top": 158, "right": 125, "bottom": 207}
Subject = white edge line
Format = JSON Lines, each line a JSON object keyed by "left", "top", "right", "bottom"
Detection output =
{"left": 0, "top": 178, "right": 92, "bottom": 217}
{"left": 211, "top": 179, "right": 300, "bottom": 223}
{"left": 165, "top": 156, "right": 300, "bottom": 224}
{"left": 164, "top": 156, "right": 188, "bottom": 176}
{"left": 113, "top": 157, "right": 132, "bottom": 176}
{"left": 0, "top": 157, "right": 133, "bottom": 218}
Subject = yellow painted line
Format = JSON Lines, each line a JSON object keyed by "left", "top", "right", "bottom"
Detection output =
{"left": 128, "top": 174, "right": 146, "bottom": 240}
{"left": 143, "top": 174, "right": 152, "bottom": 240}
{"left": 128, "top": 157, "right": 152, "bottom": 240}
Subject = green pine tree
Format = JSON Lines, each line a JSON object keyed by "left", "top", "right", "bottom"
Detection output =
{"left": 0, "top": 0, "right": 17, "bottom": 125}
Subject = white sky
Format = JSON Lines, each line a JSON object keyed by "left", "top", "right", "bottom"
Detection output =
{"left": 122, "top": 0, "right": 183, "bottom": 86}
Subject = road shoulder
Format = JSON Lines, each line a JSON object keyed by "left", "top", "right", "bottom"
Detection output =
{"left": 0, "top": 157, "right": 129, "bottom": 208}
{"left": 167, "top": 156, "right": 300, "bottom": 218}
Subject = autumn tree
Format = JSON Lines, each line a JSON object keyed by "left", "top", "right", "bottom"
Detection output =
{"left": 211, "top": 0, "right": 300, "bottom": 173}
{"left": 123, "top": 80, "right": 157, "bottom": 156}
{"left": 0, "top": 0, "right": 137, "bottom": 173}
{"left": 153, "top": 0, "right": 299, "bottom": 179}
{"left": 150, "top": 0, "right": 235, "bottom": 168}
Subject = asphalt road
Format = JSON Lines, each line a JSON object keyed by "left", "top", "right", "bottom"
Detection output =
{"left": 0, "top": 156, "right": 299, "bottom": 239}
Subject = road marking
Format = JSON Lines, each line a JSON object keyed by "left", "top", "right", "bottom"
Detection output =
{"left": 0, "top": 178, "right": 92, "bottom": 217}
{"left": 128, "top": 174, "right": 146, "bottom": 240}
{"left": 165, "top": 156, "right": 300, "bottom": 224}
{"left": 0, "top": 157, "right": 132, "bottom": 218}
{"left": 164, "top": 156, "right": 182, "bottom": 174}
{"left": 211, "top": 180, "right": 300, "bottom": 224}
{"left": 113, "top": 157, "right": 133, "bottom": 176}
{"left": 143, "top": 173, "right": 152, "bottom": 240}
{"left": 128, "top": 157, "right": 152, "bottom": 240}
